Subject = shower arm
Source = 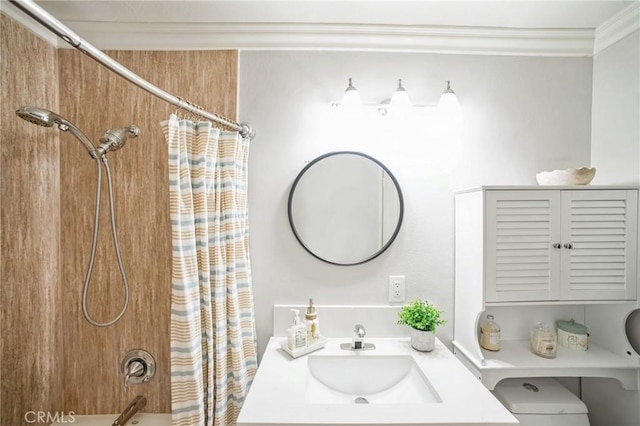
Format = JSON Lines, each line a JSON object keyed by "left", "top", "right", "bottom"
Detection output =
{"left": 9, "top": 0, "right": 256, "bottom": 140}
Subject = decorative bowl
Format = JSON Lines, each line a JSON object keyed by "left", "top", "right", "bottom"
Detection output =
{"left": 536, "top": 167, "right": 596, "bottom": 186}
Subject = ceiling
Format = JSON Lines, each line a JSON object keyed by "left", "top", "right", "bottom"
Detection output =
{"left": 32, "top": 1, "right": 634, "bottom": 28}
{"left": 7, "top": 1, "right": 640, "bottom": 55}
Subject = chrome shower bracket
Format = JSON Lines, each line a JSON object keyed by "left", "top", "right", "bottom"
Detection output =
{"left": 120, "top": 349, "right": 156, "bottom": 390}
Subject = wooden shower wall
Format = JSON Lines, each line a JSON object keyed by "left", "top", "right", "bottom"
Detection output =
{"left": 59, "top": 49, "right": 238, "bottom": 413}
{"left": 1, "top": 14, "right": 62, "bottom": 426}
{"left": 1, "top": 12, "right": 239, "bottom": 421}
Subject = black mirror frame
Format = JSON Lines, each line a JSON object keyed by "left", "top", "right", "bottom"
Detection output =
{"left": 287, "top": 151, "right": 404, "bottom": 266}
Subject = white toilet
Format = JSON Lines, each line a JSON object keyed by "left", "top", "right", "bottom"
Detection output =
{"left": 492, "top": 377, "right": 590, "bottom": 426}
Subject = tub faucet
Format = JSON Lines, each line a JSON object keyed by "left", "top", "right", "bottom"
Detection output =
{"left": 112, "top": 395, "right": 147, "bottom": 426}
{"left": 352, "top": 324, "right": 366, "bottom": 349}
{"left": 120, "top": 349, "right": 156, "bottom": 393}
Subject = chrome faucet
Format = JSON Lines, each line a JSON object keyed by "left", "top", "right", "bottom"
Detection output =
{"left": 120, "top": 349, "right": 156, "bottom": 393}
{"left": 123, "top": 360, "right": 145, "bottom": 392}
{"left": 353, "top": 324, "right": 366, "bottom": 349}
{"left": 340, "top": 324, "right": 376, "bottom": 351}
{"left": 112, "top": 395, "right": 147, "bottom": 426}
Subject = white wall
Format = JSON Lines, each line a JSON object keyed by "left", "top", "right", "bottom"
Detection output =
{"left": 239, "top": 50, "right": 593, "bottom": 359}
{"left": 585, "top": 29, "right": 640, "bottom": 426}
{"left": 591, "top": 30, "right": 640, "bottom": 185}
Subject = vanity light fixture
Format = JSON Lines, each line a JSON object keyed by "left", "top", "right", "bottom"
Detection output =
{"left": 437, "top": 80, "right": 462, "bottom": 119}
{"left": 334, "top": 78, "right": 461, "bottom": 118}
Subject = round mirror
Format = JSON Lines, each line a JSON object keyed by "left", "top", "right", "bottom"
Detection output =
{"left": 288, "top": 151, "right": 404, "bottom": 265}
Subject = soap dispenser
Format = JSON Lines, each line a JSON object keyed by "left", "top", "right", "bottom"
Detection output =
{"left": 305, "top": 298, "right": 320, "bottom": 343}
{"left": 287, "top": 309, "right": 307, "bottom": 351}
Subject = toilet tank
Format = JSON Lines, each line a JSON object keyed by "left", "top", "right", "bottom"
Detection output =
{"left": 492, "top": 377, "right": 588, "bottom": 414}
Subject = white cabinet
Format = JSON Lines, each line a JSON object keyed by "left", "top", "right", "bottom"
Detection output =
{"left": 483, "top": 188, "right": 638, "bottom": 303}
{"left": 452, "top": 186, "right": 640, "bottom": 391}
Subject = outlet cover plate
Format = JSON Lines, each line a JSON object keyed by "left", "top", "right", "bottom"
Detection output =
{"left": 388, "top": 275, "right": 406, "bottom": 303}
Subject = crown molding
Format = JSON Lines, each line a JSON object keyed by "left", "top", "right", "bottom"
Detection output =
{"left": 55, "top": 21, "right": 594, "bottom": 57}
{"left": 0, "top": 1, "right": 59, "bottom": 47}
{"left": 2, "top": 3, "right": 597, "bottom": 58}
{"left": 594, "top": 2, "right": 640, "bottom": 54}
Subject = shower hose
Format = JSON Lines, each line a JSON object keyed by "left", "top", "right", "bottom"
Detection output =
{"left": 82, "top": 155, "right": 129, "bottom": 327}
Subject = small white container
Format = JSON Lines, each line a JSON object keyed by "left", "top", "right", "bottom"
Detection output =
{"left": 280, "top": 336, "right": 327, "bottom": 358}
{"left": 556, "top": 319, "right": 588, "bottom": 351}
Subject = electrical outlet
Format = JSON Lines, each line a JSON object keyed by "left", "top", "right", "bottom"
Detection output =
{"left": 388, "top": 275, "right": 406, "bottom": 303}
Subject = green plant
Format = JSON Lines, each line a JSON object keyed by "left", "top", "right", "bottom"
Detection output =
{"left": 397, "top": 299, "right": 446, "bottom": 332}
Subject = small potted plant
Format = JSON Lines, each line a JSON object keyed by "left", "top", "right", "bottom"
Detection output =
{"left": 397, "top": 299, "right": 446, "bottom": 352}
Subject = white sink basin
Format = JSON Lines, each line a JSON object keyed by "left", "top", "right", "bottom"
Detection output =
{"left": 306, "top": 355, "right": 441, "bottom": 404}
{"left": 237, "top": 337, "right": 519, "bottom": 425}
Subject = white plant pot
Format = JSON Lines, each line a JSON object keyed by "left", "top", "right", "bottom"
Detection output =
{"left": 409, "top": 327, "right": 435, "bottom": 352}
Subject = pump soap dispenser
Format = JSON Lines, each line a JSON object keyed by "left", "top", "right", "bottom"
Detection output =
{"left": 287, "top": 309, "right": 307, "bottom": 351}
{"left": 305, "top": 298, "right": 320, "bottom": 343}
{"left": 280, "top": 304, "right": 328, "bottom": 358}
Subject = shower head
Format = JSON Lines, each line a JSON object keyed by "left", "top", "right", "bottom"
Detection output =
{"left": 15, "top": 106, "right": 56, "bottom": 127}
{"left": 16, "top": 106, "right": 97, "bottom": 156}
{"left": 96, "top": 126, "right": 140, "bottom": 157}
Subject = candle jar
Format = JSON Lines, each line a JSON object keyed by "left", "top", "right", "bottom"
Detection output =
{"left": 557, "top": 318, "right": 588, "bottom": 351}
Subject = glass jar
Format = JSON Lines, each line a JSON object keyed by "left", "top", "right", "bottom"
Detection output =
{"left": 530, "top": 322, "right": 557, "bottom": 358}
{"left": 480, "top": 314, "right": 501, "bottom": 351}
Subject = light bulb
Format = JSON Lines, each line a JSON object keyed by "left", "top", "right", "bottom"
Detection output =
{"left": 340, "top": 78, "right": 362, "bottom": 115}
{"left": 437, "top": 80, "right": 461, "bottom": 119}
{"left": 389, "top": 79, "right": 412, "bottom": 116}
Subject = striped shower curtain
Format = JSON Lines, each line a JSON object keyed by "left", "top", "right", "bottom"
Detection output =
{"left": 161, "top": 115, "right": 258, "bottom": 426}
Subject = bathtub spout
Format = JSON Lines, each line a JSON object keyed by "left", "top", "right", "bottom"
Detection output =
{"left": 112, "top": 395, "right": 147, "bottom": 426}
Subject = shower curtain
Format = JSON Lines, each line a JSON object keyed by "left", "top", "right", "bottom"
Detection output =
{"left": 162, "top": 115, "right": 257, "bottom": 426}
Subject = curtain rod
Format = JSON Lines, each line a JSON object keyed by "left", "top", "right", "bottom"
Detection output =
{"left": 9, "top": 0, "right": 255, "bottom": 140}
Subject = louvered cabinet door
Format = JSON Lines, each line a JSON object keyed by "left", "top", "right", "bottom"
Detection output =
{"left": 485, "top": 191, "right": 562, "bottom": 302}
{"left": 560, "top": 190, "right": 638, "bottom": 300}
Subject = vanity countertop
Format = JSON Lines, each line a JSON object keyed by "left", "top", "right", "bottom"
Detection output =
{"left": 237, "top": 337, "right": 518, "bottom": 425}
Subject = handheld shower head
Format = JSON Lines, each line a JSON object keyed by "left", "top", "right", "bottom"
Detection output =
{"left": 15, "top": 108, "right": 137, "bottom": 327}
{"left": 16, "top": 106, "right": 97, "bottom": 156}
{"left": 96, "top": 126, "right": 140, "bottom": 157}
{"left": 15, "top": 106, "right": 55, "bottom": 127}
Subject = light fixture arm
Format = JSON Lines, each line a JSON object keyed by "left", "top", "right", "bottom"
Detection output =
{"left": 443, "top": 80, "right": 456, "bottom": 94}
{"left": 346, "top": 77, "right": 357, "bottom": 92}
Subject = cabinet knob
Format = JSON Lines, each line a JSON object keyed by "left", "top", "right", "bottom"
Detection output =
{"left": 564, "top": 243, "right": 573, "bottom": 249}
{"left": 552, "top": 243, "right": 561, "bottom": 249}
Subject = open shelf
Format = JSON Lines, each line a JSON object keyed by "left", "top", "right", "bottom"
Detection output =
{"left": 453, "top": 339, "right": 639, "bottom": 390}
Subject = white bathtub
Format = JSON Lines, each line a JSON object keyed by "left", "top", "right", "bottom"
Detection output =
{"left": 50, "top": 413, "right": 171, "bottom": 425}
